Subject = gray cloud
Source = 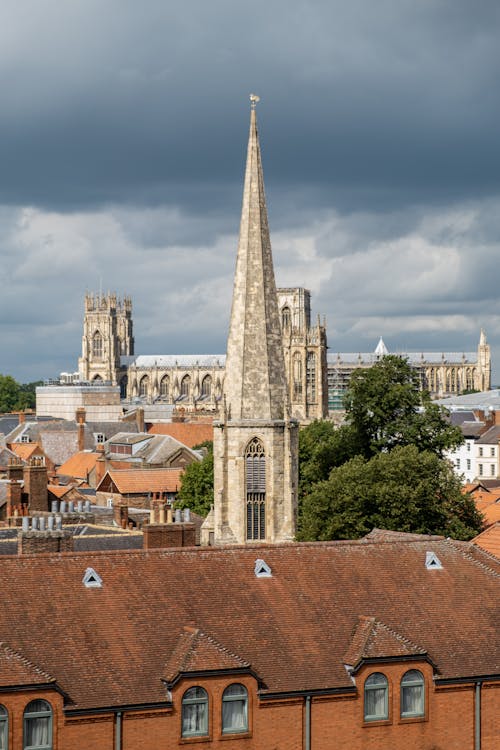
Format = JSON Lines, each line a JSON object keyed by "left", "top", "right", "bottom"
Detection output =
{"left": 1, "top": 0, "right": 500, "bottom": 382}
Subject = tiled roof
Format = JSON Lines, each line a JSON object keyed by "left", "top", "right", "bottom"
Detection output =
{"left": 9, "top": 443, "right": 41, "bottom": 460}
{"left": 47, "top": 485, "right": 72, "bottom": 498}
{"left": 164, "top": 627, "right": 249, "bottom": 683}
{"left": 472, "top": 523, "right": 500, "bottom": 559}
{"left": 57, "top": 452, "right": 100, "bottom": 479}
{"left": 0, "top": 642, "right": 55, "bottom": 687}
{"left": 97, "top": 468, "right": 183, "bottom": 494}
{"left": 343, "top": 616, "right": 427, "bottom": 669}
{"left": 0, "top": 538, "right": 499, "bottom": 710}
{"left": 477, "top": 425, "right": 500, "bottom": 444}
{"left": 148, "top": 423, "right": 213, "bottom": 448}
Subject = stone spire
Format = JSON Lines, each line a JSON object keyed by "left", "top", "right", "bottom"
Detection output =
{"left": 224, "top": 101, "right": 288, "bottom": 421}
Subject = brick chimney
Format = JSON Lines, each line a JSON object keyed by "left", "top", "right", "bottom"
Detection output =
{"left": 7, "top": 480, "right": 22, "bottom": 510}
{"left": 23, "top": 457, "right": 48, "bottom": 513}
{"left": 113, "top": 501, "right": 129, "bottom": 529}
{"left": 18, "top": 529, "right": 74, "bottom": 555}
{"left": 7, "top": 457, "right": 24, "bottom": 482}
{"left": 95, "top": 445, "right": 106, "bottom": 487}
{"left": 143, "top": 507, "right": 196, "bottom": 549}
{"left": 76, "top": 408, "right": 86, "bottom": 452}
{"left": 136, "top": 407, "right": 145, "bottom": 433}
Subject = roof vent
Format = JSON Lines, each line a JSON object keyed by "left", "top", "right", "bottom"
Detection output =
{"left": 425, "top": 551, "right": 443, "bottom": 570}
{"left": 83, "top": 567, "right": 103, "bottom": 588}
{"left": 254, "top": 559, "right": 272, "bottom": 578}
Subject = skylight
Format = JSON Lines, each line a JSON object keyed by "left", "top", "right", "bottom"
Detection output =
{"left": 425, "top": 551, "right": 443, "bottom": 570}
{"left": 83, "top": 567, "right": 103, "bottom": 588}
{"left": 254, "top": 559, "right": 272, "bottom": 578}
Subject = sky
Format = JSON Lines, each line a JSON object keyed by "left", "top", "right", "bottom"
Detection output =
{"left": 2, "top": 0, "right": 500, "bottom": 383}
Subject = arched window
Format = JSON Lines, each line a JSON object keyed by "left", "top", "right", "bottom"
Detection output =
{"left": 281, "top": 306, "right": 291, "bottom": 331}
{"left": 181, "top": 374, "right": 191, "bottom": 398}
{"left": 293, "top": 352, "right": 302, "bottom": 399}
{"left": 201, "top": 375, "right": 212, "bottom": 398}
{"left": 306, "top": 351, "right": 317, "bottom": 402}
{"left": 0, "top": 705, "right": 7, "bottom": 749}
{"left": 92, "top": 330, "right": 103, "bottom": 359}
{"left": 120, "top": 375, "right": 128, "bottom": 399}
{"left": 222, "top": 684, "right": 248, "bottom": 734}
{"left": 23, "top": 699, "right": 52, "bottom": 749}
{"left": 160, "top": 375, "right": 170, "bottom": 399}
{"left": 245, "top": 438, "right": 266, "bottom": 541}
{"left": 466, "top": 368, "right": 473, "bottom": 390}
{"left": 92, "top": 374, "right": 103, "bottom": 383}
{"left": 181, "top": 687, "right": 208, "bottom": 738}
{"left": 400, "top": 670, "right": 425, "bottom": 718}
{"left": 139, "top": 375, "right": 149, "bottom": 398}
{"left": 364, "top": 673, "right": 388, "bottom": 722}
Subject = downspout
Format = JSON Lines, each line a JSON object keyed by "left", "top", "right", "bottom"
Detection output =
{"left": 304, "top": 694, "right": 311, "bottom": 750}
{"left": 475, "top": 681, "right": 481, "bottom": 750}
{"left": 115, "top": 710, "right": 122, "bottom": 750}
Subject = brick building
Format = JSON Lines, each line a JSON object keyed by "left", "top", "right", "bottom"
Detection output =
{"left": 0, "top": 535, "right": 498, "bottom": 749}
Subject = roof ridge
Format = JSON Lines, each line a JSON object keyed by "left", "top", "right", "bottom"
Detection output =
{"left": 371, "top": 618, "right": 426, "bottom": 655}
{"left": 450, "top": 539, "right": 500, "bottom": 579}
{"left": 0, "top": 641, "right": 55, "bottom": 682}
{"left": 191, "top": 628, "right": 249, "bottom": 667}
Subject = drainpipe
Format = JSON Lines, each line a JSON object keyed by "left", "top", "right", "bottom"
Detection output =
{"left": 304, "top": 695, "right": 311, "bottom": 750}
{"left": 115, "top": 710, "right": 122, "bottom": 750}
{"left": 475, "top": 681, "right": 481, "bottom": 750}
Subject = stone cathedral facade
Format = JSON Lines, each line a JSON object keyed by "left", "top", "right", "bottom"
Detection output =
{"left": 78, "top": 287, "right": 328, "bottom": 420}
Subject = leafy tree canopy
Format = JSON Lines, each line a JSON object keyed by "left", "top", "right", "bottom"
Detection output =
{"left": 177, "top": 441, "right": 213, "bottom": 517}
{"left": 0, "top": 375, "right": 41, "bottom": 413}
{"left": 343, "top": 355, "right": 463, "bottom": 458}
{"left": 298, "top": 445, "right": 483, "bottom": 542}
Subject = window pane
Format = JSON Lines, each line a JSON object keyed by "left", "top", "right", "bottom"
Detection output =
{"left": 401, "top": 670, "right": 424, "bottom": 717}
{"left": 25, "top": 716, "right": 50, "bottom": 747}
{"left": 222, "top": 684, "right": 248, "bottom": 734}
{"left": 182, "top": 687, "right": 208, "bottom": 737}
{"left": 0, "top": 716, "right": 6, "bottom": 750}
{"left": 364, "top": 673, "right": 388, "bottom": 720}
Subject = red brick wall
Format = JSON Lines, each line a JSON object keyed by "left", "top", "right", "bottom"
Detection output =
{"left": 0, "top": 669, "right": 498, "bottom": 749}
{"left": 17, "top": 531, "right": 74, "bottom": 555}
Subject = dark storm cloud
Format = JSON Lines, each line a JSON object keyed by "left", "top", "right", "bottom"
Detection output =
{"left": 2, "top": 0, "right": 500, "bottom": 382}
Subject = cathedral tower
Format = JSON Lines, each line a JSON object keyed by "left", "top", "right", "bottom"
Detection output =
{"left": 213, "top": 98, "right": 299, "bottom": 545}
{"left": 78, "top": 292, "right": 134, "bottom": 389}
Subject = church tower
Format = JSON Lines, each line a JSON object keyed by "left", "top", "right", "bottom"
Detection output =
{"left": 476, "top": 328, "right": 491, "bottom": 392}
{"left": 213, "top": 97, "right": 299, "bottom": 545}
{"left": 78, "top": 292, "right": 134, "bottom": 388}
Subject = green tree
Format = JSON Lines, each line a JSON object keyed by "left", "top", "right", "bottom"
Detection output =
{"left": 298, "top": 445, "right": 483, "bottom": 542}
{"left": 0, "top": 374, "right": 21, "bottom": 412}
{"left": 299, "top": 420, "right": 361, "bottom": 497}
{"left": 344, "top": 355, "right": 463, "bottom": 457}
{"left": 177, "top": 442, "right": 214, "bottom": 517}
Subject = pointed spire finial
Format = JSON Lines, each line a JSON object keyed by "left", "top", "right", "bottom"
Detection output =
{"left": 249, "top": 93, "right": 260, "bottom": 110}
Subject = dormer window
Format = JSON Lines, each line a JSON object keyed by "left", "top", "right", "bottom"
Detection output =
{"left": 182, "top": 687, "right": 208, "bottom": 737}
{"left": 425, "top": 551, "right": 443, "bottom": 570}
{"left": 364, "top": 672, "right": 388, "bottom": 722}
{"left": 83, "top": 568, "right": 103, "bottom": 588}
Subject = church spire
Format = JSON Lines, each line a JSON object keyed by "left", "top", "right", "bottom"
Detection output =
{"left": 224, "top": 96, "right": 288, "bottom": 421}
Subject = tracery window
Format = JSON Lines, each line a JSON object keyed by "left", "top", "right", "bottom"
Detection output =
{"left": 160, "top": 375, "right": 170, "bottom": 399}
{"left": 23, "top": 700, "right": 52, "bottom": 750}
{"left": 306, "top": 352, "right": 317, "bottom": 402}
{"left": 181, "top": 375, "right": 191, "bottom": 398}
{"left": 364, "top": 673, "right": 388, "bottom": 722}
{"left": 245, "top": 438, "right": 266, "bottom": 541}
{"left": 293, "top": 352, "right": 302, "bottom": 399}
{"left": 281, "top": 306, "right": 291, "bottom": 331}
{"left": 201, "top": 375, "right": 212, "bottom": 398}
{"left": 400, "top": 670, "right": 425, "bottom": 718}
{"left": 139, "top": 375, "right": 149, "bottom": 398}
{"left": 222, "top": 684, "right": 248, "bottom": 734}
{"left": 92, "top": 330, "right": 103, "bottom": 359}
{"left": 181, "top": 687, "right": 208, "bottom": 738}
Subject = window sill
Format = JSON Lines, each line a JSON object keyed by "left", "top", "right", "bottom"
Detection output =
{"left": 220, "top": 731, "right": 252, "bottom": 741}
{"left": 362, "top": 718, "right": 392, "bottom": 728}
{"left": 398, "top": 714, "right": 427, "bottom": 725}
{"left": 179, "top": 735, "right": 211, "bottom": 744}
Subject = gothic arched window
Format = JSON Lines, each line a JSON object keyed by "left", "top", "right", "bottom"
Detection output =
{"left": 201, "top": 375, "right": 212, "bottom": 398}
{"left": 281, "top": 306, "right": 291, "bottom": 331}
{"left": 160, "top": 375, "right": 170, "bottom": 399}
{"left": 293, "top": 352, "right": 302, "bottom": 399}
{"left": 120, "top": 375, "right": 128, "bottom": 399}
{"left": 139, "top": 375, "right": 149, "bottom": 398}
{"left": 181, "top": 375, "right": 191, "bottom": 398}
{"left": 92, "top": 330, "right": 103, "bottom": 359}
{"left": 466, "top": 368, "right": 473, "bottom": 390}
{"left": 306, "top": 352, "right": 317, "bottom": 402}
{"left": 245, "top": 438, "right": 266, "bottom": 541}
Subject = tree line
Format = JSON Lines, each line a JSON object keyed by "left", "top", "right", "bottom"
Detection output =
{"left": 0, "top": 374, "right": 41, "bottom": 413}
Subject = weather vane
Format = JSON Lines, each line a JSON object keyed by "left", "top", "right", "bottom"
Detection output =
{"left": 250, "top": 93, "right": 260, "bottom": 109}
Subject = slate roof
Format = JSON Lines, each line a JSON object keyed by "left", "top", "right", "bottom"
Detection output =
{"left": 148, "top": 422, "right": 214, "bottom": 448}
{"left": 477, "top": 425, "right": 500, "bottom": 444}
{"left": 0, "top": 537, "right": 498, "bottom": 711}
